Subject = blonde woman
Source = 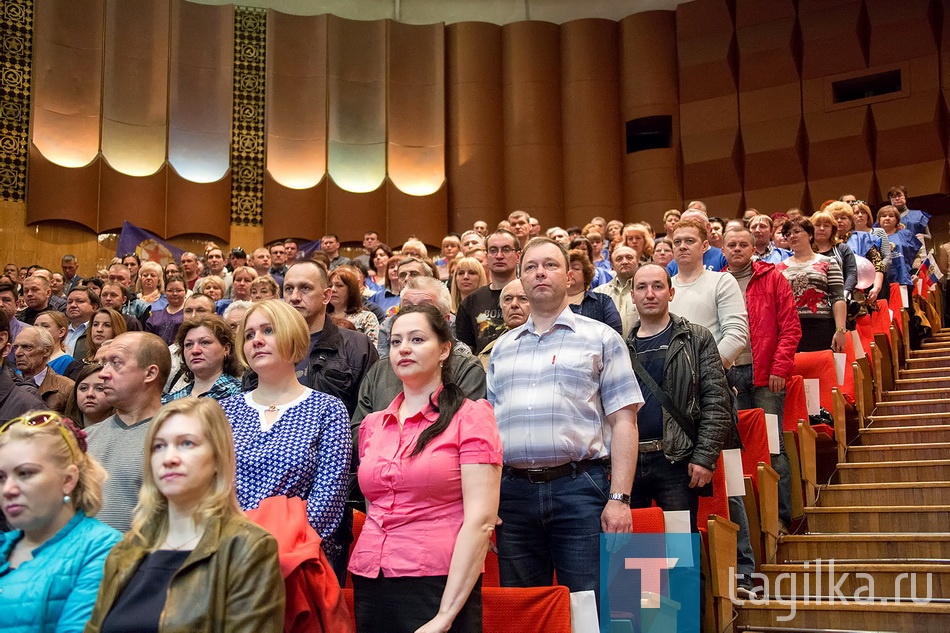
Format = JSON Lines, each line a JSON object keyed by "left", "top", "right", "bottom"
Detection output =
{"left": 85, "top": 398, "right": 284, "bottom": 632}
{"left": 249, "top": 275, "right": 280, "bottom": 301}
{"left": 449, "top": 257, "right": 487, "bottom": 314}
{"left": 0, "top": 411, "right": 121, "bottom": 631}
{"left": 196, "top": 275, "right": 226, "bottom": 302}
{"left": 136, "top": 261, "right": 167, "bottom": 309}
{"left": 35, "top": 310, "right": 74, "bottom": 375}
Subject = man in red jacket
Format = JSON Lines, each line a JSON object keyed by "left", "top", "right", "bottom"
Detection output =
{"left": 723, "top": 226, "right": 802, "bottom": 534}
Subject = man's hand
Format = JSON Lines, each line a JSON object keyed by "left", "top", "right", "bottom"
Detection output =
{"left": 688, "top": 463, "right": 713, "bottom": 488}
{"left": 768, "top": 374, "right": 786, "bottom": 393}
{"left": 601, "top": 500, "right": 633, "bottom": 533}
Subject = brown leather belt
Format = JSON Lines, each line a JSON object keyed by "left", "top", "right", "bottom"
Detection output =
{"left": 638, "top": 438, "right": 664, "bottom": 454}
{"left": 504, "top": 459, "right": 605, "bottom": 484}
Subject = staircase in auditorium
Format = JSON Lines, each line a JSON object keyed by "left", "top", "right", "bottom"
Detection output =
{"left": 736, "top": 328, "right": 950, "bottom": 632}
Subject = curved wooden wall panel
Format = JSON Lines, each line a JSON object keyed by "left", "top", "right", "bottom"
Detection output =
{"left": 560, "top": 19, "right": 622, "bottom": 226}
{"left": 263, "top": 174, "right": 327, "bottom": 244}
{"left": 620, "top": 11, "right": 680, "bottom": 224}
{"left": 387, "top": 181, "right": 448, "bottom": 247}
{"left": 166, "top": 168, "right": 232, "bottom": 241}
{"left": 798, "top": 1, "right": 866, "bottom": 79}
{"left": 26, "top": 147, "right": 99, "bottom": 230}
{"left": 327, "top": 178, "right": 387, "bottom": 243}
{"left": 101, "top": 0, "right": 169, "bottom": 178}
{"left": 388, "top": 21, "right": 445, "bottom": 197}
{"left": 99, "top": 163, "right": 167, "bottom": 236}
{"left": 265, "top": 11, "right": 327, "bottom": 190}
{"left": 168, "top": 0, "right": 234, "bottom": 185}
{"left": 735, "top": 0, "right": 797, "bottom": 91}
{"left": 326, "top": 16, "right": 387, "bottom": 195}
{"left": 502, "top": 21, "right": 563, "bottom": 226}
{"left": 446, "top": 22, "right": 504, "bottom": 231}
{"left": 31, "top": 0, "right": 103, "bottom": 168}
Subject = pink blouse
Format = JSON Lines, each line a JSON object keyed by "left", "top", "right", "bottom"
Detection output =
{"left": 349, "top": 394, "right": 502, "bottom": 578}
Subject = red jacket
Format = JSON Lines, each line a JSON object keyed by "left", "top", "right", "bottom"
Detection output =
{"left": 743, "top": 261, "right": 802, "bottom": 386}
{"left": 246, "top": 496, "right": 354, "bottom": 633}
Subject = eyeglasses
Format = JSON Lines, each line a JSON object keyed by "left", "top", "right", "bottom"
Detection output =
{"left": 0, "top": 411, "right": 86, "bottom": 459}
{"left": 487, "top": 246, "right": 518, "bottom": 256}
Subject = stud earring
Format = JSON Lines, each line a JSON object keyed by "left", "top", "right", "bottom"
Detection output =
{"left": 63, "top": 494, "right": 71, "bottom": 504}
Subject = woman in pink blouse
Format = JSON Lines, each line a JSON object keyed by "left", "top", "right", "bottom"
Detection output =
{"left": 349, "top": 303, "right": 502, "bottom": 633}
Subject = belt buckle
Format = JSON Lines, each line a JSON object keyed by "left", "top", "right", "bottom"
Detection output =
{"left": 524, "top": 468, "right": 547, "bottom": 484}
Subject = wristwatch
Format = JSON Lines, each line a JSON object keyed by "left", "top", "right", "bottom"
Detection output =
{"left": 608, "top": 492, "right": 631, "bottom": 505}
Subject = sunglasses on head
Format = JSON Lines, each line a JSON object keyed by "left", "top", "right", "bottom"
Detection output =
{"left": 0, "top": 411, "right": 87, "bottom": 458}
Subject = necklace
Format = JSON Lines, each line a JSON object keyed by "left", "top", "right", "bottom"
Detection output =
{"left": 163, "top": 533, "right": 200, "bottom": 551}
{"left": 265, "top": 404, "right": 280, "bottom": 413}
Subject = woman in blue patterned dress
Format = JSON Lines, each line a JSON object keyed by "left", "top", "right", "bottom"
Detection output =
{"left": 219, "top": 299, "right": 351, "bottom": 572}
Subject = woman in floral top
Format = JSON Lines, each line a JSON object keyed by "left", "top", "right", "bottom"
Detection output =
{"left": 776, "top": 217, "right": 847, "bottom": 353}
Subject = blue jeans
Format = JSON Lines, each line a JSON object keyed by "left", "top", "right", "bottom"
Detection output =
{"left": 629, "top": 451, "right": 699, "bottom": 531}
{"left": 727, "top": 364, "right": 792, "bottom": 528}
{"left": 497, "top": 463, "right": 608, "bottom": 601}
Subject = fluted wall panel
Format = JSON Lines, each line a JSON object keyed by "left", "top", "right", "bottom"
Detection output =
{"left": 866, "top": 0, "right": 937, "bottom": 67}
{"left": 387, "top": 182, "right": 448, "bottom": 246}
{"left": 263, "top": 174, "right": 327, "bottom": 244}
{"left": 560, "top": 19, "right": 622, "bottom": 226}
{"left": 101, "top": 0, "right": 168, "bottom": 178}
{"left": 502, "top": 21, "right": 563, "bottom": 226}
{"left": 168, "top": 0, "right": 233, "bottom": 184}
{"left": 678, "top": 0, "right": 742, "bottom": 217}
{"left": 620, "top": 11, "right": 681, "bottom": 224}
{"left": 675, "top": 0, "right": 735, "bottom": 102}
{"left": 446, "top": 22, "right": 504, "bottom": 230}
{"left": 736, "top": 0, "right": 805, "bottom": 212}
{"left": 167, "top": 168, "right": 233, "bottom": 238}
{"left": 265, "top": 11, "right": 327, "bottom": 189}
{"left": 26, "top": 147, "right": 99, "bottom": 230}
{"left": 30, "top": 0, "right": 103, "bottom": 168}
{"left": 327, "top": 16, "right": 387, "bottom": 195}
{"left": 99, "top": 164, "right": 166, "bottom": 236}
{"left": 388, "top": 21, "right": 445, "bottom": 197}
{"left": 327, "top": 179, "right": 387, "bottom": 243}
{"left": 798, "top": 1, "right": 866, "bottom": 79}
{"left": 867, "top": 0, "right": 945, "bottom": 198}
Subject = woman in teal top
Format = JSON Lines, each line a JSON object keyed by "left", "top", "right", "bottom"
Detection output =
{"left": 0, "top": 411, "right": 121, "bottom": 632}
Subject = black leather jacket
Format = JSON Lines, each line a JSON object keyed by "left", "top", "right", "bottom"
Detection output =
{"left": 628, "top": 314, "right": 733, "bottom": 470}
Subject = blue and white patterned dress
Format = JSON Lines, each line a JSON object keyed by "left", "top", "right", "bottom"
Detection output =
{"left": 220, "top": 388, "right": 351, "bottom": 563}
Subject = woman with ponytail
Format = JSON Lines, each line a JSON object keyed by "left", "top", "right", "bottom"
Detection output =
{"left": 349, "top": 303, "right": 502, "bottom": 633}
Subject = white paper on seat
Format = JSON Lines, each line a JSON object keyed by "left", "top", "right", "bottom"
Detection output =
{"left": 803, "top": 378, "right": 821, "bottom": 415}
{"left": 663, "top": 510, "right": 695, "bottom": 566}
{"left": 900, "top": 285, "right": 910, "bottom": 309}
{"left": 851, "top": 331, "right": 866, "bottom": 359}
{"left": 570, "top": 590, "right": 599, "bottom": 633}
{"left": 723, "top": 448, "right": 745, "bottom": 497}
{"left": 663, "top": 510, "right": 692, "bottom": 533}
{"left": 765, "top": 413, "right": 780, "bottom": 454}
{"left": 833, "top": 352, "right": 846, "bottom": 385}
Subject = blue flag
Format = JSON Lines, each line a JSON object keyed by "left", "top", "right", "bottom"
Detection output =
{"left": 115, "top": 221, "right": 185, "bottom": 267}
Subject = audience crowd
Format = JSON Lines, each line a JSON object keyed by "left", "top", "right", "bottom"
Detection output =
{"left": 0, "top": 186, "right": 940, "bottom": 632}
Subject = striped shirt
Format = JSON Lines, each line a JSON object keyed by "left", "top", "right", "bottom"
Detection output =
{"left": 487, "top": 307, "right": 642, "bottom": 469}
{"left": 85, "top": 414, "right": 152, "bottom": 532}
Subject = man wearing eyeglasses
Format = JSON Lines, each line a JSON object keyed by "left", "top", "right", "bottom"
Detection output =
{"left": 456, "top": 229, "right": 521, "bottom": 355}
{"left": 0, "top": 312, "right": 45, "bottom": 424}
